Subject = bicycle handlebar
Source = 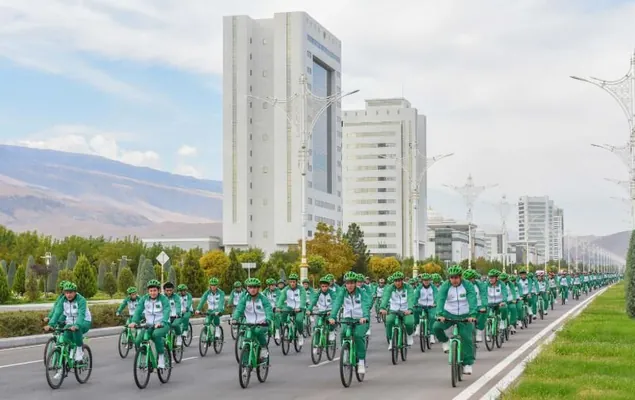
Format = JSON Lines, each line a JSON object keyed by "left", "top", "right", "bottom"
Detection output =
{"left": 232, "top": 322, "right": 269, "bottom": 327}
{"left": 436, "top": 318, "right": 471, "bottom": 323}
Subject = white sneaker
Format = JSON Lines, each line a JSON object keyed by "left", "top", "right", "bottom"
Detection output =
{"left": 388, "top": 343, "right": 393, "bottom": 351}
{"left": 366, "top": 326, "right": 371, "bottom": 336}
{"left": 182, "top": 331, "right": 188, "bottom": 338}
{"left": 407, "top": 334, "right": 414, "bottom": 346}
{"left": 528, "top": 310, "right": 534, "bottom": 316}
{"left": 511, "top": 325, "right": 517, "bottom": 333}
{"left": 357, "top": 360, "right": 366, "bottom": 374}
{"left": 430, "top": 335, "right": 436, "bottom": 344}
{"left": 544, "top": 311, "right": 548, "bottom": 315}
{"left": 176, "top": 336, "right": 183, "bottom": 346}
{"left": 313, "top": 348, "right": 319, "bottom": 356}
{"left": 476, "top": 330, "right": 484, "bottom": 343}
{"left": 414, "top": 325, "right": 421, "bottom": 336}
{"left": 442, "top": 342, "right": 449, "bottom": 353}
{"left": 328, "top": 331, "right": 335, "bottom": 341}
{"left": 274, "top": 329, "right": 280, "bottom": 340}
{"left": 215, "top": 326, "right": 222, "bottom": 339}
{"left": 298, "top": 336, "right": 304, "bottom": 346}
{"left": 499, "top": 321, "right": 506, "bottom": 330}
{"left": 74, "top": 347, "right": 84, "bottom": 362}
{"left": 260, "top": 349, "right": 269, "bottom": 359}
{"left": 158, "top": 354, "right": 165, "bottom": 369}
{"left": 463, "top": 365, "right": 473, "bottom": 375}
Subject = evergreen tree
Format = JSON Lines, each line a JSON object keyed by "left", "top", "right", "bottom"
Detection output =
{"left": 0, "top": 260, "right": 6, "bottom": 275}
{"left": 66, "top": 251, "right": 77, "bottom": 270}
{"left": 117, "top": 266, "right": 136, "bottom": 294}
{"left": 7, "top": 260, "right": 16, "bottom": 288}
{"left": 97, "top": 260, "right": 108, "bottom": 290}
{"left": 25, "top": 273, "right": 39, "bottom": 302}
{"left": 168, "top": 266, "right": 177, "bottom": 286}
{"left": 56, "top": 269, "right": 74, "bottom": 291}
{"left": 103, "top": 272, "right": 117, "bottom": 298}
{"left": 181, "top": 250, "right": 206, "bottom": 296}
{"left": 0, "top": 264, "right": 10, "bottom": 304}
{"left": 136, "top": 259, "right": 156, "bottom": 295}
{"left": 74, "top": 255, "right": 98, "bottom": 298}
{"left": 12, "top": 265, "right": 26, "bottom": 296}
{"left": 46, "top": 255, "right": 59, "bottom": 294}
{"left": 626, "top": 230, "right": 635, "bottom": 317}
{"left": 25, "top": 255, "right": 35, "bottom": 277}
{"left": 344, "top": 223, "right": 369, "bottom": 275}
{"left": 224, "top": 249, "right": 247, "bottom": 293}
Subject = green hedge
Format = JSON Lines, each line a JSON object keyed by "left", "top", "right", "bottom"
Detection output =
{"left": 0, "top": 300, "right": 231, "bottom": 338}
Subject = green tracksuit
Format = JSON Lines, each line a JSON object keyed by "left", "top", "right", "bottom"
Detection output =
{"left": 309, "top": 289, "right": 336, "bottom": 333}
{"left": 503, "top": 280, "right": 518, "bottom": 326}
{"left": 263, "top": 287, "right": 281, "bottom": 333}
{"left": 49, "top": 293, "right": 92, "bottom": 347}
{"left": 179, "top": 291, "right": 193, "bottom": 333}
{"left": 47, "top": 294, "right": 64, "bottom": 321}
{"left": 116, "top": 295, "right": 139, "bottom": 324}
{"left": 198, "top": 288, "right": 226, "bottom": 326}
{"left": 433, "top": 280, "right": 478, "bottom": 366}
{"left": 164, "top": 293, "right": 183, "bottom": 336}
{"left": 132, "top": 294, "right": 171, "bottom": 354}
{"left": 276, "top": 285, "right": 307, "bottom": 335}
{"left": 485, "top": 280, "right": 509, "bottom": 322}
{"left": 329, "top": 287, "right": 371, "bottom": 360}
{"left": 413, "top": 283, "right": 438, "bottom": 336}
{"left": 380, "top": 283, "right": 416, "bottom": 341}
{"left": 232, "top": 292, "right": 274, "bottom": 349}
{"left": 470, "top": 279, "right": 488, "bottom": 331}
{"left": 558, "top": 276, "right": 572, "bottom": 300}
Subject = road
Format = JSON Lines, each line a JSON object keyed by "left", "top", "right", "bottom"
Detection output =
{"left": 0, "top": 295, "right": 591, "bottom": 399}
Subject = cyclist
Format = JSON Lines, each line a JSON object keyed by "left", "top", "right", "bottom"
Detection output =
{"left": 516, "top": 270, "right": 534, "bottom": 322}
{"left": 535, "top": 271, "right": 549, "bottom": 315}
{"left": 327, "top": 274, "right": 340, "bottom": 293}
{"left": 277, "top": 279, "right": 286, "bottom": 291}
{"left": 44, "top": 280, "right": 68, "bottom": 324}
{"left": 328, "top": 271, "right": 371, "bottom": 374}
{"left": 582, "top": 271, "right": 590, "bottom": 293}
{"left": 230, "top": 281, "right": 245, "bottom": 312}
{"left": 432, "top": 273, "right": 443, "bottom": 289}
{"left": 572, "top": 272, "right": 582, "bottom": 298}
{"left": 196, "top": 278, "right": 225, "bottom": 339}
{"left": 374, "top": 278, "right": 386, "bottom": 317}
{"left": 413, "top": 273, "right": 437, "bottom": 344}
{"left": 263, "top": 278, "right": 281, "bottom": 340}
{"left": 499, "top": 273, "right": 518, "bottom": 333}
{"left": 558, "top": 271, "right": 571, "bottom": 303}
{"left": 45, "top": 281, "right": 92, "bottom": 362}
{"left": 548, "top": 271, "right": 559, "bottom": 304}
{"left": 231, "top": 277, "right": 274, "bottom": 362}
{"left": 379, "top": 271, "right": 415, "bottom": 349}
{"left": 433, "top": 265, "right": 478, "bottom": 375}
{"left": 485, "top": 269, "right": 508, "bottom": 338}
{"left": 130, "top": 279, "right": 170, "bottom": 369}
{"left": 308, "top": 276, "right": 336, "bottom": 345}
{"left": 303, "top": 278, "right": 315, "bottom": 305}
{"left": 116, "top": 286, "right": 139, "bottom": 324}
{"left": 276, "top": 273, "right": 307, "bottom": 347}
{"left": 177, "top": 284, "right": 193, "bottom": 339}
{"left": 162, "top": 282, "right": 183, "bottom": 346}
{"left": 464, "top": 269, "right": 487, "bottom": 342}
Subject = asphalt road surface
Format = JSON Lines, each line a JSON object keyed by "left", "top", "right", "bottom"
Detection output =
{"left": 0, "top": 296, "right": 589, "bottom": 400}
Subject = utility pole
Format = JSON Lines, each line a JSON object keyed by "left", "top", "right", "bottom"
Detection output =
{"left": 444, "top": 174, "right": 497, "bottom": 269}
{"left": 494, "top": 195, "right": 514, "bottom": 273}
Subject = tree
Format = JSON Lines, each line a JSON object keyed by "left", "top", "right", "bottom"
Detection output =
{"left": 626, "top": 230, "right": 635, "bottom": 317}
{"left": 46, "top": 255, "right": 59, "bottom": 294}
{"left": 103, "top": 272, "right": 117, "bottom": 298}
{"left": 66, "top": 251, "right": 77, "bottom": 270}
{"left": 7, "top": 260, "right": 16, "bottom": 288}
{"left": 200, "top": 250, "right": 231, "bottom": 278}
{"left": 0, "top": 264, "right": 10, "bottom": 303}
{"left": 25, "top": 255, "right": 35, "bottom": 277}
{"left": 304, "top": 222, "right": 357, "bottom": 280}
{"left": 168, "top": 266, "right": 177, "bottom": 286}
{"left": 256, "top": 260, "right": 279, "bottom": 283}
{"left": 0, "top": 260, "right": 6, "bottom": 274}
{"left": 74, "top": 255, "right": 98, "bottom": 298}
{"left": 12, "top": 265, "right": 26, "bottom": 296}
{"left": 421, "top": 261, "right": 443, "bottom": 275}
{"left": 368, "top": 256, "right": 401, "bottom": 279}
{"left": 136, "top": 259, "right": 156, "bottom": 295}
{"left": 97, "top": 261, "right": 108, "bottom": 290}
{"left": 56, "top": 269, "right": 74, "bottom": 292}
{"left": 224, "top": 249, "right": 247, "bottom": 293}
{"left": 25, "top": 273, "right": 39, "bottom": 302}
{"left": 181, "top": 249, "right": 206, "bottom": 297}
{"left": 117, "top": 266, "right": 136, "bottom": 294}
{"left": 307, "top": 254, "right": 327, "bottom": 277}
{"left": 344, "top": 223, "right": 370, "bottom": 275}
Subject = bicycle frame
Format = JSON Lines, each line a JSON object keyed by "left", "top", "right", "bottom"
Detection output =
{"left": 138, "top": 327, "right": 158, "bottom": 369}
{"left": 313, "top": 313, "right": 329, "bottom": 348}
{"left": 390, "top": 312, "right": 406, "bottom": 348}
{"left": 340, "top": 321, "right": 357, "bottom": 365}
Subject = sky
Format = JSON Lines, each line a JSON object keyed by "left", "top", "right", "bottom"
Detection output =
{"left": 1, "top": 0, "right": 635, "bottom": 236}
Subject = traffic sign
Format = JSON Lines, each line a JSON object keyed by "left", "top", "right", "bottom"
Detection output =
{"left": 242, "top": 262, "right": 256, "bottom": 278}
{"left": 156, "top": 251, "right": 169, "bottom": 266}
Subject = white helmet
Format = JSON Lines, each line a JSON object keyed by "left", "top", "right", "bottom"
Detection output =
{"left": 536, "top": 270, "right": 545, "bottom": 276}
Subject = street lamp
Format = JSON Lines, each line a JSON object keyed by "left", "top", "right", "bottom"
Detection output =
{"left": 41, "top": 252, "right": 52, "bottom": 297}
{"left": 248, "top": 74, "right": 359, "bottom": 281}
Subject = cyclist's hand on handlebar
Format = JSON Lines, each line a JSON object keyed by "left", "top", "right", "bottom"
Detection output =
{"left": 359, "top": 318, "right": 367, "bottom": 324}
{"left": 380, "top": 309, "right": 387, "bottom": 316}
{"left": 69, "top": 326, "right": 78, "bottom": 332}
{"left": 437, "top": 316, "right": 446, "bottom": 322}
{"left": 44, "top": 325, "right": 51, "bottom": 332}
{"left": 155, "top": 323, "right": 163, "bottom": 328}
{"left": 467, "top": 317, "right": 476, "bottom": 322}
{"left": 479, "top": 308, "right": 487, "bottom": 313}
{"left": 306, "top": 311, "right": 311, "bottom": 315}
{"left": 404, "top": 310, "right": 412, "bottom": 315}
{"left": 195, "top": 310, "right": 201, "bottom": 315}
{"left": 328, "top": 318, "right": 336, "bottom": 325}
{"left": 294, "top": 308, "right": 300, "bottom": 313}
{"left": 499, "top": 302, "right": 506, "bottom": 307}
{"left": 128, "top": 323, "right": 137, "bottom": 329}
{"left": 43, "top": 317, "right": 50, "bottom": 323}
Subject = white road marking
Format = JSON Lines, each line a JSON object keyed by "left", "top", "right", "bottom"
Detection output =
{"left": 0, "top": 360, "right": 40, "bottom": 369}
{"left": 308, "top": 357, "right": 339, "bottom": 367}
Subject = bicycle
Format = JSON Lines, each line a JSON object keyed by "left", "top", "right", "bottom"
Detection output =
{"left": 536, "top": 293, "right": 545, "bottom": 320}
{"left": 132, "top": 325, "right": 172, "bottom": 389}
{"left": 548, "top": 288, "right": 556, "bottom": 311}
{"left": 338, "top": 319, "right": 365, "bottom": 388}
{"left": 309, "top": 311, "right": 337, "bottom": 364}
{"left": 166, "top": 319, "right": 184, "bottom": 364}
{"left": 183, "top": 322, "right": 193, "bottom": 347}
{"left": 303, "top": 310, "right": 312, "bottom": 338}
{"left": 199, "top": 312, "right": 224, "bottom": 356}
{"left": 44, "top": 327, "right": 93, "bottom": 389}
{"left": 279, "top": 310, "right": 302, "bottom": 355}
{"left": 519, "top": 296, "right": 531, "bottom": 328}
{"left": 416, "top": 306, "right": 433, "bottom": 352}
{"left": 560, "top": 287, "right": 567, "bottom": 305}
{"left": 440, "top": 318, "right": 470, "bottom": 388}
{"left": 43, "top": 321, "right": 63, "bottom": 365}
{"left": 235, "top": 322, "right": 270, "bottom": 389}
{"left": 118, "top": 321, "right": 137, "bottom": 359}
{"left": 484, "top": 306, "right": 504, "bottom": 351}
{"left": 374, "top": 297, "right": 385, "bottom": 323}
{"left": 572, "top": 285, "right": 581, "bottom": 301}
{"left": 388, "top": 311, "right": 409, "bottom": 365}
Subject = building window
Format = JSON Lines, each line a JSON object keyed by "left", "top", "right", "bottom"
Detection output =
{"left": 250, "top": 215, "right": 253, "bottom": 221}
{"left": 308, "top": 181, "right": 313, "bottom": 188}
{"left": 250, "top": 70, "right": 252, "bottom": 76}
{"left": 250, "top": 150, "right": 252, "bottom": 157}
{"left": 262, "top": 133, "right": 269, "bottom": 141}
{"left": 307, "top": 66, "right": 312, "bottom": 74}
{"left": 262, "top": 38, "right": 267, "bottom": 45}
{"left": 262, "top": 70, "right": 267, "bottom": 77}
{"left": 250, "top": 37, "right": 252, "bottom": 44}
{"left": 249, "top": 166, "right": 252, "bottom": 173}
{"left": 262, "top": 166, "right": 268, "bottom": 173}
{"left": 249, "top": 182, "right": 252, "bottom": 189}
{"left": 249, "top": 102, "right": 252, "bottom": 108}
{"left": 263, "top": 231, "right": 268, "bottom": 238}
{"left": 249, "top": 53, "right": 252, "bottom": 60}
{"left": 249, "top": 133, "right": 252, "bottom": 140}
{"left": 337, "top": 190, "right": 341, "bottom": 197}
{"left": 250, "top": 231, "right": 253, "bottom": 238}
{"left": 250, "top": 199, "right": 253, "bottom": 205}
{"left": 263, "top": 103, "right": 268, "bottom": 109}
{"left": 308, "top": 230, "right": 313, "bottom": 237}
{"left": 307, "top": 50, "right": 312, "bottom": 58}
{"left": 249, "top": 118, "right": 252, "bottom": 124}
{"left": 249, "top": 85, "right": 252, "bottom": 93}
{"left": 308, "top": 197, "right": 313, "bottom": 204}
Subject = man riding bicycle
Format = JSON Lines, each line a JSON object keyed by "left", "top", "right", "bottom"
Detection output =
{"left": 263, "top": 278, "right": 281, "bottom": 340}
{"left": 535, "top": 271, "right": 549, "bottom": 314}
{"left": 196, "top": 278, "right": 225, "bottom": 339}
{"left": 229, "top": 281, "right": 245, "bottom": 312}
{"left": 276, "top": 273, "right": 307, "bottom": 347}
{"left": 485, "top": 269, "right": 508, "bottom": 337}
{"left": 558, "top": 271, "right": 571, "bottom": 303}
{"left": 433, "top": 266, "right": 478, "bottom": 375}
{"left": 516, "top": 270, "right": 534, "bottom": 321}
{"left": 177, "top": 284, "right": 193, "bottom": 339}
{"left": 379, "top": 271, "right": 415, "bottom": 349}
{"left": 308, "top": 276, "right": 337, "bottom": 346}
{"left": 499, "top": 273, "right": 518, "bottom": 333}
{"left": 413, "top": 273, "right": 437, "bottom": 344}
{"left": 45, "top": 280, "right": 69, "bottom": 325}
{"left": 231, "top": 278, "right": 274, "bottom": 362}
{"left": 129, "top": 279, "right": 170, "bottom": 369}
{"left": 162, "top": 282, "right": 184, "bottom": 347}
{"left": 464, "top": 270, "right": 487, "bottom": 342}
{"left": 116, "top": 286, "right": 140, "bottom": 324}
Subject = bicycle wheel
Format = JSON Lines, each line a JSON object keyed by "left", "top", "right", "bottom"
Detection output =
{"left": 303, "top": 316, "right": 312, "bottom": 338}
{"left": 172, "top": 335, "right": 184, "bottom": 364}
{"left": 118, "top": 330, "right": 131, "bottom": 359}
{"left": 391, "top": 329, "right": 399, "bottom": 365}
{"left": 133, "top": 348, "right": 151, "bottom": 389}
{"left": 400, "top": 328, "right": 408, "bottom": 361}
{"left": 44, "top": 337, "right": 56, "bottom": 365}
{"left": 214, "top": 325, "right": 224, "bottom": 354}
{"left": 231, "top": 321, "right": 238, "bottom": 340}
{"left": 539, "top": 301, "right": 544, "bottom": 320}
{"left": 485, "top": 319, "right": 494, "bottom": 351}
{"left": 450, "top": 341, "right": 459, "bottom": 388}
{"left": 339, "top": 342, "right": 353, "bottom": 388}
{"left": 355, "top": 358, "right": 365, "bottom": 382}
{"left": 495, "top": 322, "right": 503, "bottom": 349}
{"left": 550, "top": 294, "right": 555, "bottom": 310}
{"left": 199, "top": 326, "right": 209, "bottom": 357}
{"left": 45, "top": 349, "right": 65, "bottom": 389}
{"left": 238, "top": 347, "right": 252, "bottom": 389}
{"left": 326, "top": 331, "right": 337, "bottom": 361}
{"left": 234, "top": 331, "right": 244, "bottom": 363}
{"left": 184, "top": 323, "right": 193, "bottom": 347}
{"left": 419, "top": 321, "right": 426, "bottom": 352}
{"left": 281, "top": 325, "right": 290, "bottom": 355}
{"left": 256, "top": 349, "right": 269, "bottom": 383}
{"left": 293, "top": 328, "right": 303, "bottom": 353}
{"left": 158, "top": 348, "right": 172, "bottom": 383}
{"left": 310, "top": 329, "right": 323, "bottom": 364}
{"left": 74, "top": 345, "right": 93, "bottom": 384}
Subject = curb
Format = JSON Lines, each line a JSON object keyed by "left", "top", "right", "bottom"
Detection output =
{"left": 0, "top": 315, "right": 231, "bottom": 350}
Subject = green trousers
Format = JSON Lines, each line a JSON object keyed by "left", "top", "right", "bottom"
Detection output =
{"left": 205, "top": 311, "right": 221, "bottom": 327}
{"left": 340, "top": 319, "right": 369, "bottom": 360}
{"left": 536, "top": 292, "right": 548, "bottom": 311}
{"left": 169, "top": 317, "right": 183, "bottom": 336}
{"left": 413, "top": 306, "right": 436, "bottom": 335}
{"left": 560, "top": 286, "right": 569, "bottom": 301}
{"left": 135, "top": 325, "right": 170, "bottom": 354}
{"left": 507, "top": 300, "right": 517, "bottom": 325}
{"left": 476, "top": 308, "right": 487, "bottom": 330}
{"left": 63, "top": 321, "right": 91, "bottom": 347}
{"left": 181, "top": 311, "right": 191, "bottom": 332}
{"left": 385, "top": 312, "right": 415, "bottom": 342}
{"left": 433, "top": 316, "right": 475, "bottom": 366}
{"left": 280, "top": 309, "right": 304, "bottom": 335}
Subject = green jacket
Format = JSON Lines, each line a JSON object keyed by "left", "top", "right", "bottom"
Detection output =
{"left": 276, "top": 285, "right": 307, "bottom": 311}
{"left": 131, "top": 294, "right": 171, "bottom": 326}
{"left": 379, "top": 283, "right": 415, "bottom": 312}
{"left": 304, "top": 286, "right": 315, "bottom": 305}
{"left": 180, "top": 292, "right": 193, "bottom": 313}
{"left": 263, "top": 287, "right": 280, "bottom": 308}
{"left": 471, "top": 279, "right": 488, "bottom": 309}
{"left": 329, "top": 287, "right": 371, "bottom": 321}
{"left": 198, "top": 288, "right": 226, "bottom": 313}
{"left": 164, "top": 293, "right": 182, "bottom": 317}
{"left": 50, "top": 293, "right": 90, "bottom": 327}
{"left": 485, "top": 280, "right": 508, "bottom": 305}
{"left": 413, "top": 283, "right": 438, "bottom": 306}
{"left": 231, "top": 292, "right": 274, "bottom": 323}
{"left": 309, "top": 288, "right": 334, "bottom": 311}
{"left": 435, "top": 280, "right": 478, "bottom": 319}
{"left": 229, "top": 289, "right": 245, "bottom": 306}
{"left": 116, "top": 295, "right": 139, "bottom": 315}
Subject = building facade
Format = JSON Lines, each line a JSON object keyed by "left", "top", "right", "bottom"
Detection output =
{"left": 342, "top": 98, "right": 427, "bottom": 259}
{"left": 517, "top": 196, "right": 564, "bottom": 263}
{"left": 222, "top": 12, "right": 344, "bottom": 256}
{"left": 425, "top": 208, "right": 485, "bottom": 264}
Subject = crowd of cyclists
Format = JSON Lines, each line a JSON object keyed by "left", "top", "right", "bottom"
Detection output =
{"left": 42, "top": 267, "right": 620, "bottom": 389}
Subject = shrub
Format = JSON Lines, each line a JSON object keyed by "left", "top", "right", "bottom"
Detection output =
{"left": 74, "top": 255, "right": 98, "bottom": 298}
{"left": 103, "top": 272, "right": 117, "bottom": 298}
{"left": 117, "top": 267, "right": 135, "bottom": 294}
{"left": 12, "top": 265, "right": 26, "bottom": 296}
{"left": 0, "top": 265, "right": 10, "bottom": 304}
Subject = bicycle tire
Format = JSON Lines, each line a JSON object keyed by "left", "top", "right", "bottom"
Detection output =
{"left": 118, "top": 330, "right": 131, "bottom": 358}
{"left": 74, "top": 345, "right": 92, "bottom": 384}
{"left": 171, "top": 334, "right": 184, "bottom": 364}
{"left": 45, "top": 348, "right": 65, "bottom": 390}
{"left": 158, "top": 347, "right": 172, "bottom": 383}
{"left": 256, "top": 348, "right": 269, "bottom": 383}
{"left": 339, "top": 342, "right": 353, "bottom": 388}
{"left": 450, "top": 340, "right": 458, "bottom": 388}
{"left": 400, "top": 328, "right": 408, "bottom": 362}
{"left": 419, "top": 321, "right": 427, "bottom": 353}
{"left": 355, "top": 359, "right": 365, "bottom": 382}
{"left": 326, "top": 331, "right": 337, "bottom": 361}
{"left": 133, "top": 348, "right": 151, "bottom": 389}
{"left": 235, "top": 331, "right": 244, "bottom": 363}
{"left": 391, "top": 329, "right": 399, "bottom": 365}
{"left": 485, "top": 319, "right": 494, "bottom": 351}
{"left": 280, "top": 325, "right": 290, "bottom": 355}
{"left": 44, "top": 337, "right": 56, "bottom": 365}
{"left": 310, "top": 328, "right": 323, "bottom": 364}
{"left": 238, "top": 346, "right": 251, "bottom": 389}
{"left": 199, "top": 326, "right": 209, "bottom": 357}
{"left": 214, "top": 325, "right": 224, "bottom": 354}
{"left": 184, "top": 322, "right": 193, "bottom": 347}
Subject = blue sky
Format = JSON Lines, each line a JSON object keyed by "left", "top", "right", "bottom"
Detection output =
{"left": 1, "top": 0, "right": 635, "bottom": 236}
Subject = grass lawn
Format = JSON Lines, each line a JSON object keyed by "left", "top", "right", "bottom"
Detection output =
{"left": 503, "top": 283, "right": 635, "bottom": 400}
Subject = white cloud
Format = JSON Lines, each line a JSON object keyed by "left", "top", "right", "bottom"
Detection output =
{"left": 3, "top": 0, "right": 635, "bottom": 234}
{"left": 14, "top": 125, "right": 161, "bottom": 169}
{"left": 177, "top": 145, "right": 197, "bottom": 157}
{"left": 175, "top": 164, "right": 202, "bottom": 178}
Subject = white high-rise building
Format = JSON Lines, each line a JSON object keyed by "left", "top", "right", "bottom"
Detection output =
{"left": 222, "top": 12, "right": 343, "bottom": 256}
{"left": 517, "top": 196, "right": 565, "bottom": 263}
{"left": 342, "top": 98, "right": 427, "bottom": 259}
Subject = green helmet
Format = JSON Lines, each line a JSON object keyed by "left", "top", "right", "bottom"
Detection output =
{"left": 146, "top": 279, "right": 161, "bottom": 289}
{"left": 343, "top": 271, "right": 357, "bottom": 282}
{"left": 462, "top": 270, "right": 473, "bottom": 279}
{"left": 357, "top": 273, "right": 365, "bottom": 281}
{"left": 319, "top": 276, "right": 330, "bottom": 284}
{"left": 499, "top": 273, "right": 508, "bottom": 280}
{"left": 63, "top": 282, "right": 77, "bottom": 292}
{"left": 127, "top": 287, "right": 138, "bottom": 294}
{"left": 432, "top": 273, "right": 442, "bottom": 282}
{"left": 518, "top": 269, "right": 527, "bottom": 274}
{"left": 488, "top": 269, "right": 500, "bottom": 277}
{"left": 288, "top": 273, "right": 299, "bottom": 281}
{"left": 234, "top": 281, "right": 242, "bottom": 288}
{"left": 447, "top": 265, "right": 463, "bottom": 277}
{"left": 325, "top": 274, "right": 334, "bottom": 280}
{"left": 387, "top": 276, "right": 394, "bottom": 284}
{"left": 177, "top": 284, "right": 188, "bottom": 291}
{"left": 421, "top": 273, "right": 432, "bottom": 280}
{"left": 245, "top": 277, "right": 261, "bottom": 287}
{"left": 408, "top": 278, "right": 417, "bottom": 285}
{"left": 209, "top": 277, "right": 220, "bottom": 286}
{"left": 393, "top": 271, "right": 405, "bottom": 280}
{"left": 510, "top": 276, "right": 517, "bottom": 282}
{"left": 58, "top": 280, "right": 68, "bottom": 290}
{"left": 265, "top": 278, "right": 276, "bottom": 285}
{"left": 302, "top": 278, "right": 310, "bottom": 284}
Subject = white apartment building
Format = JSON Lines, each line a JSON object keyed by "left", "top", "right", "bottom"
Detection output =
{"left": 425, "top": 208, "right": 485, "bottom": 264}
{"left": 517, "top": 196, "right": 565, "bottom": 263}
{"left": 342, "top": 98, "right": 427, "bottom": 259}
{"left": 222, "top": 12, "right": 344, "bottom": 256}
